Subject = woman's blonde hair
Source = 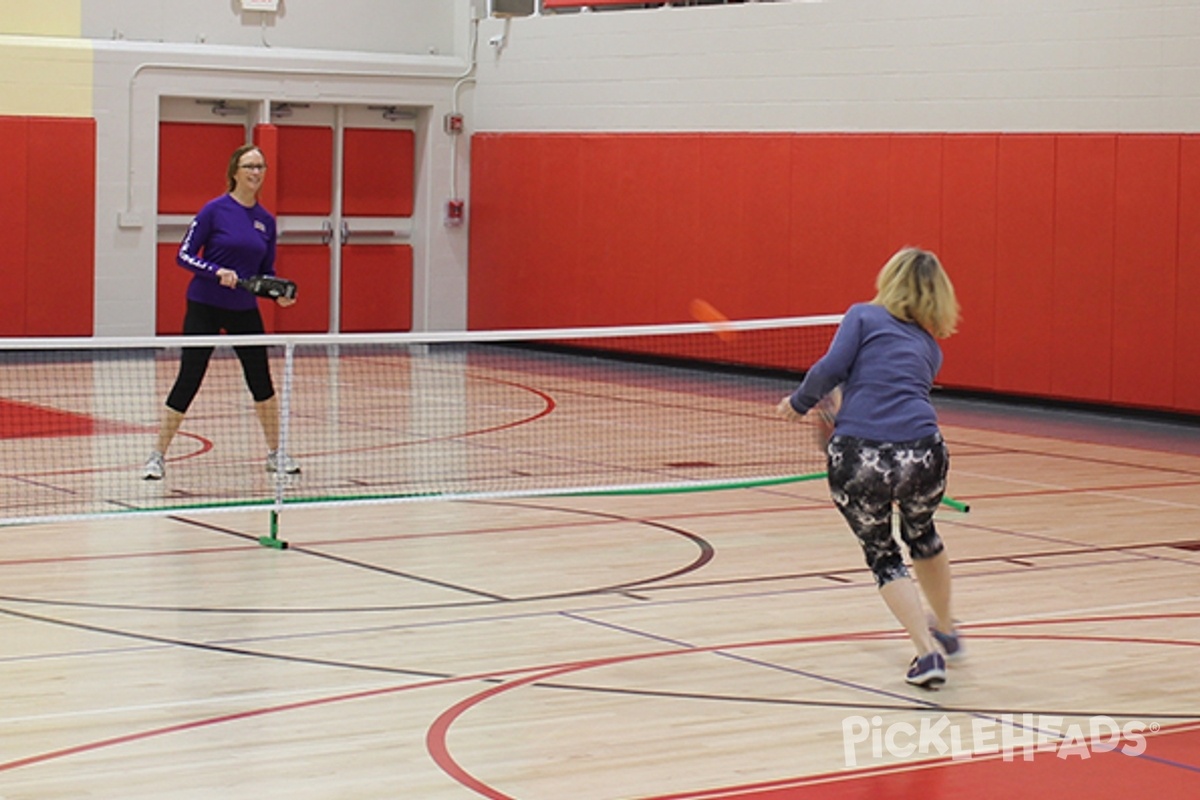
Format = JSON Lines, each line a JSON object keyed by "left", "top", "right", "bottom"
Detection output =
{"left": 871, "top": 247, "right": 960, "bottom": 339}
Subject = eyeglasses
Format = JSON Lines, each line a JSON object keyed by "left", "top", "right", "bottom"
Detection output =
{"left": 239, "top": 163, "right": 267, "bottom": 171}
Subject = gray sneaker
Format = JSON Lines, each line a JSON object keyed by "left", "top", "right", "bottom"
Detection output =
{"left": 142, "top": 451, "right": 165, "bottom": 480}
{"left": 266, "top": 450, "right": 300, "bottom": 474}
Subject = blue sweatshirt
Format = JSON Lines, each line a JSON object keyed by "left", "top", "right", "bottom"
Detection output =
{"left": 177, "top": 193, "right": 277, "bottom": 312}
{"left": 788, "top": 303, "right": 943, "bottom": 442}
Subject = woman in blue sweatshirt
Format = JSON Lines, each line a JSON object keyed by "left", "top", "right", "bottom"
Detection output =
{"left": 778, "top": 247, "right": 961, "bottom": 688}
{"left": 143, "top": 144, "right": 299, "bottom": 480}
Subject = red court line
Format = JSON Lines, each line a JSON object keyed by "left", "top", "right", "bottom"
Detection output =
{"left": 4, "top": 612, "right": 1197, "bottom": 793}
{"left": 425, "top": 619, "right": 1200, "bottom": 799}
{"left": 641, "top": 724, "right": 1200, "bottom": 799}
{"left": 3, "top": 430, "right": 213, "bottom": 479}
{"left": 6, "top": 373, "right": 549, "bottom": 482}
{"left": 284, "top": 374, "right": 556, "bottom": 461}
{"left": 0, "top": 675, "right": 460, "bottom": 773}
{"left": 0, "top": 629, "right": 864, "bottom": 775}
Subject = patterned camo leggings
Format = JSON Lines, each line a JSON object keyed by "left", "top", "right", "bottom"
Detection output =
{"left": 826, "top": 433, "right": 949, "bottom": 588}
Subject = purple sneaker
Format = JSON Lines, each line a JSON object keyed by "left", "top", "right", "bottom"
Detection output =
{"left": 930, "top": 624, "right": 964, "bottom": 661}
{"left": 906, "top": 651, "right": 947, "bottom": 688}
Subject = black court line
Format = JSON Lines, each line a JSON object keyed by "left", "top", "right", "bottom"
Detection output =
{"left": 0, "top": 502, "right": 716, "bottom": 614}
{"left": 0, "top": 604, "right": 451, "bottom": 680}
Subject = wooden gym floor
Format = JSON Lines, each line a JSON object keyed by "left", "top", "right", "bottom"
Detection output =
{"left": 2, "top": 390, "right": 1199, "bottom": 798}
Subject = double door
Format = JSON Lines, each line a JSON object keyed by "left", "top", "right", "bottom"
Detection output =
{"left": 156, "top": 102, "right": 416, "bottom": 334}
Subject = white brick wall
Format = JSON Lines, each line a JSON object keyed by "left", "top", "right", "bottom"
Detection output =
{"left": 474, "top": 0, "right": 1200, "bottom": 132}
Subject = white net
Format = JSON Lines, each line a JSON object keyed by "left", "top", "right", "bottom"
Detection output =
{"left": 0, "top": 315, "right": 840, "bottom": 525}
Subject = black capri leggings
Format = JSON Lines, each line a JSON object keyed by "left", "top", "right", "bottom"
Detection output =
{"left": 826, "top": 432, "right": 949, "bottom": 588}
{"left": 165, "top": 300, "right": 276, "bottom": 413}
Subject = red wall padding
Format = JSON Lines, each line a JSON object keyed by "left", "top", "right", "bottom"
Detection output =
{"left": 790, "top": 135, "right": 891, "bottom": 316}
{"left": 693, "top": 135, "right": 793, "bottom": 319}
{"left": 535, "top": 134, "right": 587, "bottom": 324}
{"left": 887, "top": 135, "right": 943, "bottom": 255}
{"left": 0, "top": 117, "right": 95, "bottom": 336}
{"left": 1112, "top": 135, "right": 1178, "bottom": 409}
{"left": 1178, "top": 137, "right": 1200, "bottom": 413}
{"left": 992, "top": 135, "right": 1055, "bottom": 397}
{"left": 0, "top": 118, "right": 29, "bottom": 335}
{"left": 343, "top": 128, "right": 414, "bottom": 217}
{"left": 1051, "top": 135, "right": 1115, "bottom": 404}
{"left": 157, "top": 122, "right": 245, "bottom": 214}
{"left": 340, "top": 244, "right": 413, "bottom": 332}
{"left": 469, "top": 131, "right": 1200, "bottom": 415}
{"left": 938, "top": 135, "right": 997, "bottom": 390}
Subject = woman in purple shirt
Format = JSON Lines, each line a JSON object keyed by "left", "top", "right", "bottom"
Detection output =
{"left": 142, "top": 144, "right": 299, "bottom": 480}
{"left": 778, "top": 247, "right": 961, "bottom": 688}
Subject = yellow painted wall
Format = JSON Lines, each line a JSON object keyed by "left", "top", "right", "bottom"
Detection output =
{"left": 0, "top": 36, "right": 91, "bottom": 116}
{"left": 0, "top": 0, "right": 81, "bottom": 37}
{"left": 0, "top": 1, "right": 89, "bottom": 116}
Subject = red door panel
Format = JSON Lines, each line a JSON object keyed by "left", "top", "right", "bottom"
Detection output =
{"left": 340, "top": 244, "right": 413, "bottom": 332}
{"left": 270, "top": 244, "right": 331, "bottom": 334}
{"left": 155, "top": 243, "right": 193, "bottom": 335}
{"left": 275, "top": 125, "right": 333, "bottom": 216}
{"left": 158, "top": 122, "right": 244, "bottom": 215}
{"left": 157, "top": 122, "right": 245, "bottom": 333}
{"left": 343, "top": 128, "right": 413, "bottom": 217}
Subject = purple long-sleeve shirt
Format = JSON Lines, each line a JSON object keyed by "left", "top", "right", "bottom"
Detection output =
{"left": 177, "top": 193, "right": 277, "bottom": 312}
{"left": 788, "top": 303, "right": 943, "bottom": 442}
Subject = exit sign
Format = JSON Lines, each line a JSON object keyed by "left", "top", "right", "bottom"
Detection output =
{"left": 242, "top": 0, "right": 279, "bottom": 11}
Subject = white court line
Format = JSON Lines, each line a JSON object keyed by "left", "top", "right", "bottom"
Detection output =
{"left": 961, "top": 593, "right": 1200, "bottom": 629}
{"left": 952, "top": 466, "right": 1200, "bottom": 510}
